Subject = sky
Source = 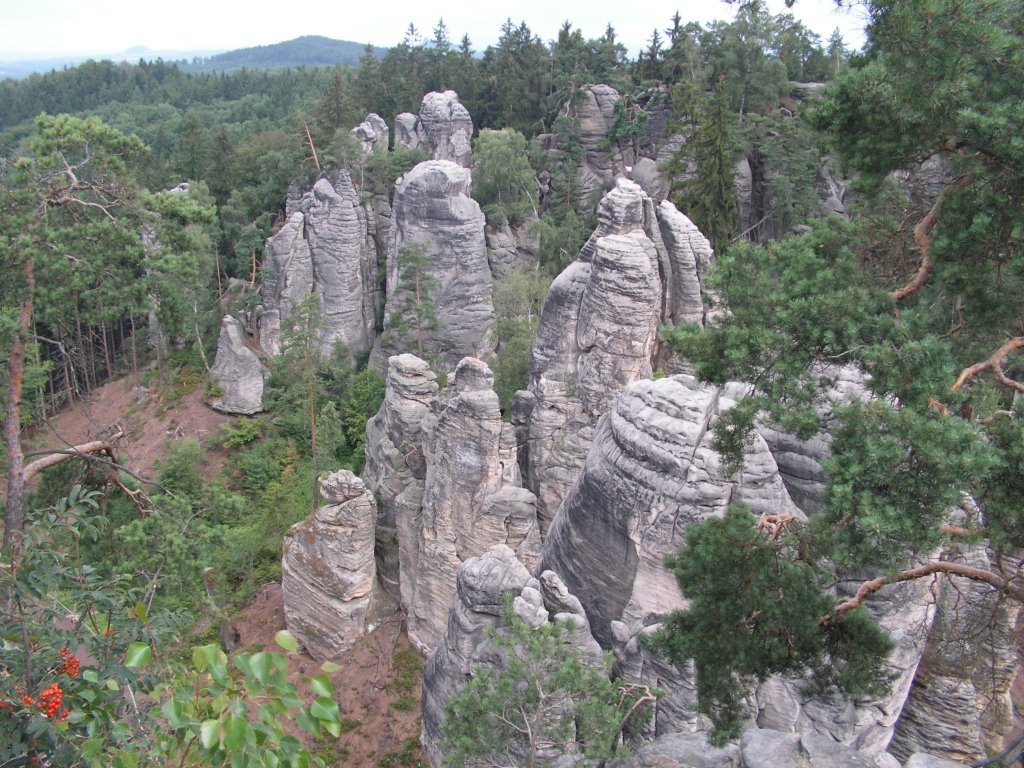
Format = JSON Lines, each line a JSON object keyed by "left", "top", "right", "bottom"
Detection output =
{"left": 0, "top": 0, "right": 869, "bottom": 60}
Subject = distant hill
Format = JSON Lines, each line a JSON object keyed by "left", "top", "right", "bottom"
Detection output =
{"left": 181, "top": 36, "right": 385, "bottom": 73}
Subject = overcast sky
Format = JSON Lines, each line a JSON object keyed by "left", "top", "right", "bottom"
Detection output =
{"left": 2, "top": 0, "right": 869, "bottom": 60}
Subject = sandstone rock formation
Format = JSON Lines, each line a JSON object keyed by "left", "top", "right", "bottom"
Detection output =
{"left": 362, "top": 354, "right": 440, "bottom": 604}
{"left": 259, "top": 172, "right": 378, "bottom": 360}
{"left": 485, "top": 218, "right": 541, "bottom": 279}
{"left": 421, "top": 544, "right": 602, "bottom": 768}
{"left": 889, "top": 546, "right": 1022, "bottom": 763}
{"left": 537, "top": 373, "right": 941, "bottom": 754}
{"left": 351, "top": 112, "right": 389, "bottom": 154}
{"left": 406, "top": 357, "right": 539, "bottom": 652}
{"left": 371, "top": 161, "right": 494, "bottom": 370}
{"left": 516, "top": 178, "right": 714, "bottom": 531}
{"left": 394, "top": 112, "right": 427, "bottom": 152}
{"left": 418, "top": 91, "right": 473, "bottom": 167}
{"left": 209, "top": 314, "right": 265, "bottom": 415}
{"left": 281, "top": 471, "right": 380, "bottom": 660}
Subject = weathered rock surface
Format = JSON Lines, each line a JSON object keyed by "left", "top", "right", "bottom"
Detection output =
{"left": 394, "top": 112, "right": 427, "bottom": 151}
{"left": 614, "top": 731, "right": 740, "bottom": 767}
{"left": 902, "top": 755, "right": 969, "bottom": 768}
{"left": 485, "top": 218, "right": 541, "bottom": 279}
{"left": 209, "top": 315, "right": 265, "bottom": 415}
{"left": 362, "top": 354, "right": 439, "bottom": 604}
{"left": 371, "top": 161, "right": 494, "bottom": 370}
{"left": 890, "top": 546, "right": 1022, "bottom": 763}
{"left": 351, "top": 112, "right": 389, "bottom": 154}
{"left": 517, "top": 178, "right": 714, "bottom": 531}
{"left": 418, "top": 91, "right": 473, "bottom": 168}
{"left": 259, "top": 173, "right": 378, "bottom": 360}
{"left": 281, "top": 471, "right": 379, "bottom": 660}
{"left": 421, "top": 545, "right": 602, "bottom": 768}
{"left": 407, "top": 357, "right": 540, "bottom": 653}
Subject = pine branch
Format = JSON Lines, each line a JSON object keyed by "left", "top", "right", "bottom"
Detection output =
{"left": 951, "top": 336, "right": 1024, "bottom": 394}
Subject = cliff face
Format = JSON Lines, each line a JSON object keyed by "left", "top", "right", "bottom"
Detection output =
{"left": 258, "top": 172, "right": 379, "bottom": 360}
{"left": 516, "top": 177, "right": 714, "bottom": 532}
{"left": 209, "top": 315, "right": 265, "bottom": 415}
{"left": 370, "top": 161, "right": 494, "bottom": 371}
{"left": 362, "top": 356, "right": 540, "bottom": 655}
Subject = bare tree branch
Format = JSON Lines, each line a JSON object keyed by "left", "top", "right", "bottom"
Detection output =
{"left": 951, "top": 336, "right": 1024, "bottom": 394}
{"left": 824, "top": 560, "right": 1024, "bottom": 624}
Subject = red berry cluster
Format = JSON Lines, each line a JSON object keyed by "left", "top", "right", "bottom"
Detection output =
{"left": 10, "top": 683, "right": 70, "bottom": 722}
{"left": 57, "top": 647, "right": 80, "bottom": 678}
{"left": 37, "top": 683, "right": 64, "bottom": 719}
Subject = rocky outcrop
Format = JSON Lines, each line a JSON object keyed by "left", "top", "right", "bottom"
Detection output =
{"left": 281, "top": 471, "right": 380, "bottom": 660}
{"left": 351, "top": 113, "right": 389, "bottom": 154}
{"left": 421, "top": 544, "right": 602, "bottom": 767}
{"left": 407, "top": 358, "right": 539, "bottom": 653}
{"left": 485, "top": 218, "right": 541, "bottom": 279}
{"left": 418, "top": 91, "right": 473, "bottom": 167}
{"left": 575, "top": 85, "right": 631, "bottom": 193}
{"left": 394, "top": 112, "right": 427, "bottom": 152}
{"left": 259, "top": 173, "right": 378, "bottom": 360}
{"left": 209, "top": 315, "right": 265, "bottom": 415}
{"left": 371, "top": 161, "right": 494, "bottom": 370}
{"left": 889, "top": 546, "right": 1022, "bottom": 762}
{"left": 537, "top": 373, "right": 941, "bottom": 753}
{"left": 363, "top": 355, "right": 541, "bottom": 656}
{"left": 516, "top": 178, "right": 714, "bottom": 531}
{"left": 362, "top": 354, "right": 439, "bottom": 605}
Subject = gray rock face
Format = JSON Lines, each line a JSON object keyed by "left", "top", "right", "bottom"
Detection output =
{"left": 517, "top": 178, "right": 714, "bottom": 532}
{"left": 575, "top": 84, "right": 631, "bottom": 189}
{"left": 418, "top": 91, "right": 473, "bottom": 168}
{"left": 371, "top": 161, "right": 494, "bottom": 370}
{"left": 616, "top": 732, "right": 740, "bottom": 767}
{"left": 739, "top": 729, "right": 896, "bottom": 768}
{"left": 903, "top": 755, "right": 969, "bottom": 768}
{"left": 407, "top": 357, "right": 540, "bottom": 653}
{"left": 259, "top": 173, "right": 378, "bottom": 360}
{"left": 485, "top": 218, "right": 541, "bottom": 279}
{"left": 209, "top": 315, "right": 266, "bottom": 414}
{"left": 539, "top": 375, "right": 799, "bottom": 650}
{"left": 351, "top": 113, "right": 389, "bottom": 154}
{"left": 281, "top": 471, "right": 379, "bottom": 660}
{"left": 890, "top": 547, "right": 1022, "bottom": 763}
{"left": 421, "top": 545, "right": 602, "bottom": 768}
{"left": 362, "top": 354, "right": 440, "bottom": 604}
{"left": 394, "top": 112, "right": 427, "bottom": 151}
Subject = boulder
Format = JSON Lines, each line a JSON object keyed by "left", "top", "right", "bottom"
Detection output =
{"left": 209, "top": 315, "right": 265, "bottom": 415}
{"left": 281, "top": 471, "right": 381, "bottom": 660}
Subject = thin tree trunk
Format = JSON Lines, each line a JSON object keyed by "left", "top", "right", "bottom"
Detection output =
{"left": 130, "top": 315, "right": 138, "bottom": 384}
{"left": 3, "top": 256, "right": 34, "bottom": 555}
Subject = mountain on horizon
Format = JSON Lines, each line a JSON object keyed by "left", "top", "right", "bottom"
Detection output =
{"left": 0, "top": 36, "right": 383, "bottom": 79}
{"left": 180, "top": 36, "right": 385, "bottom": 73}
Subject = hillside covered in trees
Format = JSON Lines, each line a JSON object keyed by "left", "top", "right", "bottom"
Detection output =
{"left": 2, "top": 1, "right": 1023, "bottom": 766}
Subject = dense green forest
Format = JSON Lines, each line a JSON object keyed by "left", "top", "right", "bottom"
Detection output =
{"left": 2, "top": 0, "right": 1022, "bottom": 765}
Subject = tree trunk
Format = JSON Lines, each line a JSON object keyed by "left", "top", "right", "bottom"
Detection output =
{"left": 3, "top": 257, "right": 34, "bottom": 555}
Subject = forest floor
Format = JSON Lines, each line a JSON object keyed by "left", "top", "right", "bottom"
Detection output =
{"left": 29, "top": 375, "right": 427, "bottom": 767}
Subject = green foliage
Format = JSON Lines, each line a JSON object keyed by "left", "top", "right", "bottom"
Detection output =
{"left": 673, "top": 81, "right": 739, "bottom": 253}
{"left": 471, "top": 129, "right": 538, "bottom": 227}
{"left": 647, "top": 506, "right": 893, "bottom": 745}
{"left": 441, "top": 602, "right": 656, "bottom": 766}
{"left": 217, "top": 417, "right": 264, "bottom": 449}
{"left": 391, "top": 241, "right": 440, "bottom": 357}
{"left": 491, "top": 269, "right": 550, "bottom": 414}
